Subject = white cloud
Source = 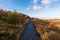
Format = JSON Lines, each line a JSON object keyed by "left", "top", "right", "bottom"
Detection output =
{"left": 41, "top": 0, "right": 59, "bottom": 8}
{"left": 26, "top": 7, "right": 30, "bottom": 11}
{"left": 33, "top": 5, "right": 42, "bottom": 11}
{"left": 26, "top": 0, "right": 59, "bottom": 11}
{"left": 33, "top": 0, "right": 42, "bottom": 11}
{"left": 41, "top": 0, "right": 51, "bottom": 5}
{"left": 26, "top": 0, "right": 42, "bottom": 11}
{"left": 34, "top": 0, "right": 38, "bottom": 4}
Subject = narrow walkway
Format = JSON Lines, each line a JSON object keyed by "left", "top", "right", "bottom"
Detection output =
{"left": 19, "top": 19, "right": 39, "bottom": 40}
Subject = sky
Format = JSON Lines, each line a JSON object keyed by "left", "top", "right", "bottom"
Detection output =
{"left": 0, "top": 0, "right": 60, "bottom": 19}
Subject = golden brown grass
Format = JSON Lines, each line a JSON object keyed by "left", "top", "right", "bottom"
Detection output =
{"left": 0, "top": 9, "right": 30, "bottom": 40}
{"left": 32, "top": 18, "right": 60, "bottom": 40}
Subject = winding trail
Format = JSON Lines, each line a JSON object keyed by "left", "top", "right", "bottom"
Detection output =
{"left": 19, "top": 19, "right": 39, "bottom": 40}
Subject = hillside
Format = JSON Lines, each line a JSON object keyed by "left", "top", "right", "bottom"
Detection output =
{"left": 32, "top": 18, "right": 60, "bottom": 40}
{"left": 0, "top": 9, "right": 30, "bottom": 40}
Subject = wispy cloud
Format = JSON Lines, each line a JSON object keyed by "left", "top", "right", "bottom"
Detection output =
{"left": 26, "top": 7, "right": 30, "bottom": 11}
{"left": 41, "top": 0, "right": 51, "bottom": 5}
{"left": 26, "top": 0, "right": 59, "bottom": 11}
{"left": 26, "top": 0, "right": 42, "bottom": 11}
{"left": 41, "top": 0, "right": 59, "bottom": 8}
{"left": 33, "top": 0, "right": 42, "bottom": 11}
{"left": 33, "top": 0, "right": 38, "bottom": 4}
{"left": 33, "top": 5, "right": 42, "bottom": 11}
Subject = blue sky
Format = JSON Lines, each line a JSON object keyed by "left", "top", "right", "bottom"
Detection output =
{"left": 0, "top": 0, "right": 60, "bottom": 19}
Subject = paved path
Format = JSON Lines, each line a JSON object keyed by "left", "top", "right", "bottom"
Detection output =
{"left": 19, "top": 19, "right": 39, "bottom": 40}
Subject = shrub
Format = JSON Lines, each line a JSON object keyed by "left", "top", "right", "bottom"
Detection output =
{"left": 7, "top": 13, "right": 18, "bottom": 24}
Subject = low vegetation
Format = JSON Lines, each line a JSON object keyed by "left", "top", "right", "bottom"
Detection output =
{"left": 0, "top": 9, "right": 30, "bottom": 40}
{"left": 32, "top": 18, "right": 60, "bottom": 40}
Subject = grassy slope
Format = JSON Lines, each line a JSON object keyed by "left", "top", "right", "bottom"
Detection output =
{"left": 32, "top": 18, "right": 60, "bottom": 40}
{"left": 0, "top": 9, "right": 30, "bottom": 40}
